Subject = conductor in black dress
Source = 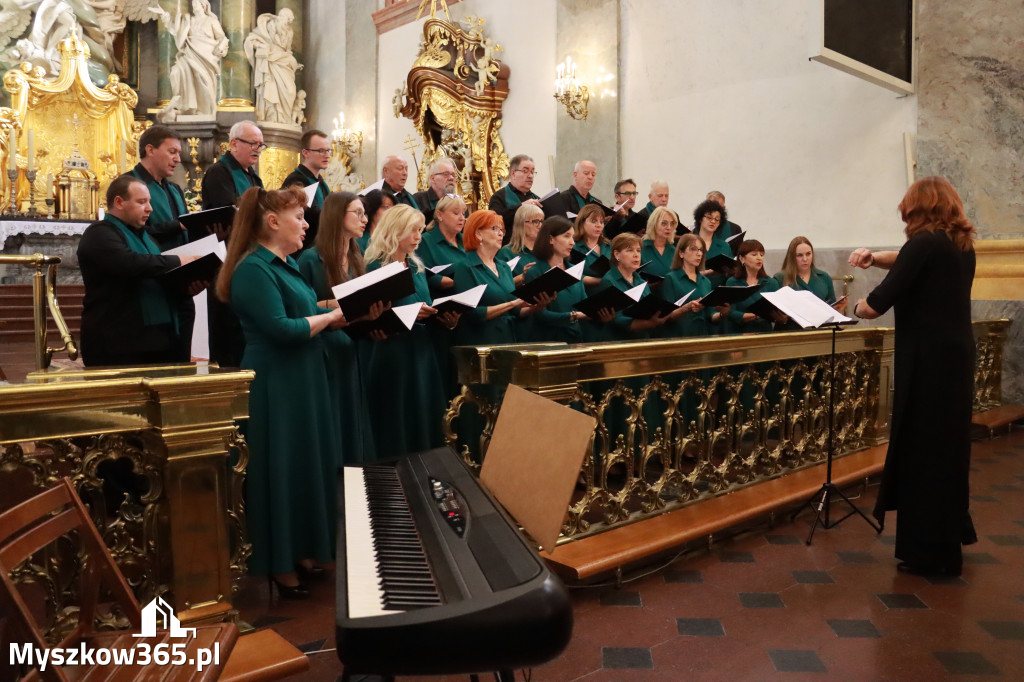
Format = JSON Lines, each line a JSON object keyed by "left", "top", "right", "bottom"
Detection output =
{"left": 850, "top": 175, "right": 978, "bottom": 577}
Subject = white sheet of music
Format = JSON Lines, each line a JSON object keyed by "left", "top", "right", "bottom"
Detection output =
{"left": 761, "top": 287, "right": 853, "bottom": 328}
{"left": 303, "top": 182, "right": 318, "bottom": 207}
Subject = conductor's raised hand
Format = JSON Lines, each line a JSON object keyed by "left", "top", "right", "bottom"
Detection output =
{"left": 848, "top": 247, "right": 874, "bottom": 269}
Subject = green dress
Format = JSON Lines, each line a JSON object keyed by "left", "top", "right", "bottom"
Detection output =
{"left": 230, "top": 246, "right": 340, "bottom": 576}
{"left": 772, "top": 268, "right": 838, "bottom": 332}
{"left": 596, "top": 267, "right": 649, "bottom": 340}
{"left": 658, "top": 269, "right": 713, "bottom": 338}
{"left": 518, "top": 263, "right": 587, "bottom": 343}
{"left": 452, "top": 251, "right": 519, "bottom": 345}
{"left": 641, "top": 239, "right": 675, "bottom": 279}
{"left": 416, "top": 229, "right": 468, "bottom": 397}
{"left": 572, "top": 241, "right": 612, "bottom": 286}
{"left": 725, "top": 275, "right": 781, "bottom": 334}
{"left": 704, "top": 229, "right": 736, "bottom": 288}
{"left": 362, "top": 260, "right": 447, "bottom": 458}
{"left": 497, "top": 245, "right": 539, "bottom": 278}
{"left": 295, "top": 246, "right": 376, "bottom": 464}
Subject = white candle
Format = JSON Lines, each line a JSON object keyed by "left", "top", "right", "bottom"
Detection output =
{"left": 7, "top": 129, "right": 15, "bottom": 171}
{"left": 118, "top": 139, "right": 127, "bottom": 174}
{"left": 26, "top": 130, "right": 34, "bottom": 171}
{"left": 46, "top": 173, "right": 53, "bottom": 200}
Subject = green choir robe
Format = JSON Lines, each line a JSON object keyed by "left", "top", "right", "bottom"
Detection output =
{"left": 128, "top": 164, "right": 188, "bottom": 250}
{"left": 703, "top": 229, "right": 736, "bottom": 288}
{"left": 361, "top": 261, "right": 447, "bottom": 458}
{"left": 725, "top": 275, "right": 781, "bottom": 334}
{"left": 597, "top": 267, "right": 650, "bottom": 340}
{"left": 658, "top": 269, "right": 714, "bottom": 338}
{"left": 295, "top": 246, "right": 376, "bottom": 465}
{"left": 230, "top": 246, "right": 341, "bottom": 575}
{"left": 517, "top": 262, "right": 587, "bottom": 343}
{"left": 641, "top": 239, "right": 675, "bottom": 279}
{"left": 452, "top": 251, "right": 519, "bottom": 346}
{"left": 496, "top": 245, "right": 539, "bottom": 277}
{"left": 772, "top": 268, "right": 837, "bottom": 303}
{"left": 417, "top": 228, "right": 468, "bottom": 295}
{"left": 571, "top": 241, "right": 612, "bottom": 284}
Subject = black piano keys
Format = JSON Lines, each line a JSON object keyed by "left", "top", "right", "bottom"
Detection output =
{"left": 363, "top": 465, "right": 443, "bottom": 609}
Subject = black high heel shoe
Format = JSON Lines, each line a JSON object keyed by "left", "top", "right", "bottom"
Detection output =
{"left": 268, "top": 575, "right": 309, "bottom": 599}
{"left": 295, "top": 562, "right": 328, "bottom": 581}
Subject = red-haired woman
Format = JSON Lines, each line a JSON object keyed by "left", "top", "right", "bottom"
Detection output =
{"left": 216, "top": 186, "right": 346, "bottom": 598}
{"left": 850, "top": 176, "right": 977, "bottom": 576}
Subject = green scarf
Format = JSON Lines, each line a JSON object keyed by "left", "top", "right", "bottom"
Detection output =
{"left": 221, "top": 153, "right": 263, "bottom": 199}
{"left": 108, "top": 215, "right": 177, "bottom": 331}
{"left": 131, "top": 166, "right": 187, "bottom": 226}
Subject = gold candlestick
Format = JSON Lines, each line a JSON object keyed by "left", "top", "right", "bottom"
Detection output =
{"left": 25, "top": 169, "right": 38, "bottom": 218}
{"left": 4, "top": 168, "right": 19, "bottom": 217}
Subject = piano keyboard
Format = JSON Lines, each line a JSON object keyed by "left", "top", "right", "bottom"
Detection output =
{"left": 344, "top": 465, "right": 442, "bottom": 618}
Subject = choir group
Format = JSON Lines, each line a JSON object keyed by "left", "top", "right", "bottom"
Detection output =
{"left": 76, "top": 122, "right": 849, "bottom": 595}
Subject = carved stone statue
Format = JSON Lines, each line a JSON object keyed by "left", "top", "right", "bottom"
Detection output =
{"left": 6, "top": 0, "right": 115, "bottom": 79}
{"left": 156, "top": 0, "right": 228, "bottom": 120}
{"left": 243, "top": 8, "right": 303, "bottom": 126}
{"left": 84, "top": 0, "right": 164, "bottom": 72}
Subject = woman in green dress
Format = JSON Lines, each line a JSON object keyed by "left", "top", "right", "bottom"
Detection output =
{"left": 595, "top": 233, "right": 669, "bottom": 341}
{"left": 497, "top": 203, "right": 544, "bottom": 279}
{"left": 724, "top": 239, "right": 785, "bottom": 334}
{"left": 363, "top": 205, "right": 454, "bottom": 457}
{"left": 693, "top": 199, "right": 735, "bottom": 287}
{"left": 775, "top": 235, "right": 848, "bottom": 311}
{"left": 572, "top": 204, "right": 612, "bottom": 289}
{"left": 296, "top": 191, "right": 376, "bottom": 465}
{"left": 640, "top": 206, "right": 678, "bottom": 279}
{"left": 417, "top": 193, "right": 468, "bottom": 295}
{"left": 215, "top": 186, "right": 347, "bottom": 599}
{"left": 354, "top": 188, "right": 393, "bottom": 253}
{"left": 519, "top": 216, "right": 607, "bottom": 343}
{"left": 657, "top": 233, "right": 721, "bottom": 339}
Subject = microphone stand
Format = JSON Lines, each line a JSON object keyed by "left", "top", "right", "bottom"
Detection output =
{"left": 792, "top": 322, "right": 881, "bottom": 544}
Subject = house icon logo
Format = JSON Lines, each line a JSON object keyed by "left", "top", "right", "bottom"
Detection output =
{"left": 133, "top": 596, "right": 198, "bottom": 638}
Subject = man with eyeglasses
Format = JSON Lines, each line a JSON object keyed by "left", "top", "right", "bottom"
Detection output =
{"left": 413, "top": 157, "right": 458, "bottom": 223}
{"left": 488, "top": 153, "right": 541, "bottom": 233}
{"left": 201, "top": 119, "right": 265, "bottom": 210}
{"left": 706, "top": 190, "right": 743, "bottom": 238}
{"left": 282, "top": 128, "right": 332, "bottom": 249}
{"left": 603, "top": 178, "right": 640, "bottom": 239}
{"left": 380, "top": 155, "right": 418, "bottom": 208}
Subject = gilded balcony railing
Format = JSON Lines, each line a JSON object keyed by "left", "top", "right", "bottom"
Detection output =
{"left": 446, "top": 320, "right": 1010, "bottom": 543}
{"left": 0, "top": 253, "right": 77, "bottom": 369}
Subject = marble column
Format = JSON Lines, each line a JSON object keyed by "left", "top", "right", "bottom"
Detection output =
{"left": 555, "top": 0, "right": 619, "bottom": 201}
{"left": 276, "top": 0, "right": 304, "bottom": 94}
{"left": 219, "top": 0, "right": 255, "bottom": 107}
{"left": 156, "top": 0, "right": 186, "bottom": 107}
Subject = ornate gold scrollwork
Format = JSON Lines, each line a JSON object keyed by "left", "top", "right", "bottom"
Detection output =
{"left": 1, "top": 32, "right": 141, "bottom": 212}
{"left": 397, "top": 16, "right": 510, "bottom": 210}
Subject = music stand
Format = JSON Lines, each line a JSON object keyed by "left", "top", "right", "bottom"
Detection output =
{"left": 791, "top": 321, "right": 881, "bottom": 544}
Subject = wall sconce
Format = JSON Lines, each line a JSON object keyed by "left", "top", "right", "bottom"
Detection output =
{"left": 331, "top": 112, "right": 363, "bottom": 160}
{"left": 554, "top": 56, "right": 589, "bottom": 120}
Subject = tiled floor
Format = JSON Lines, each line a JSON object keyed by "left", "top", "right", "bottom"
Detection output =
{"left": 229, "top": 428, "right": 1024, "bottom": 681}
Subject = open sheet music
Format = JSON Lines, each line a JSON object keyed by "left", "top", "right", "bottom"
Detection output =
{"left": 760, "top": 288, "right": 854, "bottom": 328}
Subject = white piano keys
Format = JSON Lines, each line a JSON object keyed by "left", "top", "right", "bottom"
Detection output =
{"left": 344, "top": 467, "right": 392, "bottom": 618}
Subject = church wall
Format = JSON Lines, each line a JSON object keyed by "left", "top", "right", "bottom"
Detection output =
{"left": 375, "top": 0, "right": 558, "bottom": 191}
{"left": 916, "top": 0, "right": 1024, "bottom": 239}
{"left": 619, "top": 0, "right": 917, "bottom": 250}
{"left": 304, "top": 0, "right": 346, "bottom": 134}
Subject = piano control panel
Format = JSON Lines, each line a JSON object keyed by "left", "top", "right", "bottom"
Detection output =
{"left": 429, "top": 477, "right": 465, "bottom": 537}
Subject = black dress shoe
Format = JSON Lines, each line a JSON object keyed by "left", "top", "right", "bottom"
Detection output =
{"left": 296, "top": 563, "right": 328, "bottom": 581}
{"left": 897, "top": 561, "right": 962, "bottom": 577}
{"left": 269, "top": 576, "right": 310, "bottom": 599}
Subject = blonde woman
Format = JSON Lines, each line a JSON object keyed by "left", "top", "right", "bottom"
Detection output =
{"left": 497, "top": 202, "right": 544, "bottom": 278}
{"left": 417, "top": 193, "right": 468, "bottom": 293}
{"left": 363, "top": 205, "right": 454, "bottom": 457}
{"left": 640, "top": 206, "right": 678, "bottom": 278}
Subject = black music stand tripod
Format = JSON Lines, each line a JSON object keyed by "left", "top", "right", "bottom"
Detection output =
{"left": 792, "top": 322, "right": 881, "bottom": 545}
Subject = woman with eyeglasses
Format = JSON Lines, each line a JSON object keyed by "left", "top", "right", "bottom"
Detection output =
{"left": 355, "top": 189, "right": 393, "bottom": 253}
{"left": 641, "top": 206, "right": 679, "bottom": 279}
{"left": 215, "top": 186, "right": 347, "bottom": 599}
{"left": 418, "top": 193, "right": 469, "bottom": 295}
{"left": 296, "top": 191, "right": 376, "bottom": 465}
{"left": 692, "top": 199, "right": 735, "bottom": 287}
{"left": 572, "top": 203, "right": 613, "bottom": 289}
{"left": 362, "top": 205, "right": 450, "bottom": 457}
{"left": 497, "top": 203, "right": 544, "bottom": 279}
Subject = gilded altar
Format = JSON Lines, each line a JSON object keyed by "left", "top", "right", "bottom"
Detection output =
{"left": 1, "top": 32, "right": 143, "bottom": 214}
{"left": 396, "top": 16, "right": 510, "bottom": 209}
